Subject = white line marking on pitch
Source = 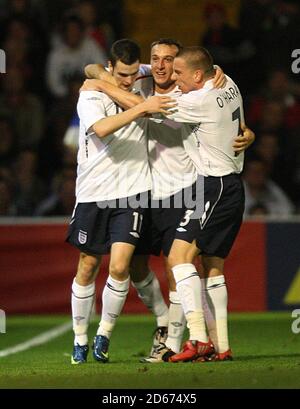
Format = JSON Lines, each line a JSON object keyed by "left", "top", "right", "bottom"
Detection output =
{"left": 0, "top": 321, "right": 72, "bottom": 358}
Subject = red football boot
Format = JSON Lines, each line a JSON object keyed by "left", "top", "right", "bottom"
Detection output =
{"left": 212, "top": 349, "right": 233, "bottom": 361}
{"left": 198, "top": 348, "right": 233, "bottom": 362}
{"left": 193, "top": 339, "right": 215, "bottom": 362}
{"left": 169, "top": 340, "right": 213, "bottom": 363}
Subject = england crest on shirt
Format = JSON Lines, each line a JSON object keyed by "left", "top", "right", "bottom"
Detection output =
{"left": 78, "top": 230, "right": 88, "bottom": 244}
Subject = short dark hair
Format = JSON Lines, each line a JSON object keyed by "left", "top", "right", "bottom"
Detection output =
{"left": 177, "top": 46, "right": 215, "bottom": 78}
{"left": 109, "top": 39, "right": 141, "bottom": 67}
{"left": 151, "top": 38, "right": 183, "bottom": 53}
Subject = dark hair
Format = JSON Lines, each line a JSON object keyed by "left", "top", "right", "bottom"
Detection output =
{"left": 151, "top": 38, "right": 183, "bottom": 53}
{"left": 109, "top": 39, "right": 141, "bottom": 67}
{"left": 177, "top": 46, "right": 215, "bottom": 77}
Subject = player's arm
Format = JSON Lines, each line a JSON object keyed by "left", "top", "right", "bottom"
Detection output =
{"left": 92, "top": 96, "right": 175, "bottom": 138}
{"left": 84, "top": 64, "right": 117, "bottom": 86}
{"left": 81, "top": 79, "right": 144, "bottom": 109}
{"left": 233, "top": 124, "right": 255, "bottom": 153}
{"left": 85, "top": 63, "right": 103, "bottom": 79}
{"left": 84, "top": 63, "right": 151, "bottom": 80}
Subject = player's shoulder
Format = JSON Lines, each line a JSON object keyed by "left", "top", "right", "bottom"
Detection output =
{"left": 78, "top": 90, "right": 111, "bottom": 105}
{"left": 134, "top": 75, "right": 153, "bottom": 85}
{"left": 224, "top": 75, "right": 242, "bottom": 94}
{"left": 79, "top": 90, "right": 105, "bottom": 99}
{"left": 138, "top": 64, "right": 152, "bottom": 77}
{"left": 164, "top": 86, "right": 182, "bottom": 98}
{"left": 135, "top": 75, "right": 153, "bottom": 83}
{"left": 77, "top": 91, "right": 113, "bottom": 117}
{"left": 133, "top": 76, "right": 154, "bottom": 98}
{"left": 135, "top": 63, "right": 153, "bottom": 85}
{"left": 179, "top": 87, "right": 209, "bottom": 106}
{"left": 224, "top": 74, "right": 236, "bottom": 86}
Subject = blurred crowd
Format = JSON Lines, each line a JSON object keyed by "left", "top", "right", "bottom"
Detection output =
{"left": 0, "top": 0, "right": 299, "bottom": 218}
{"left": 203, "top": 0, "right": 300, "bottom": 217}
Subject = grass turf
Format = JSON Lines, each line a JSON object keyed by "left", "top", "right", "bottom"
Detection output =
{"left": 0, "top": 313, "right": 300, "bottom": 389}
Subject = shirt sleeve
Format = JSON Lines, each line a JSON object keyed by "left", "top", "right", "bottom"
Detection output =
{"left": 164, "top": 90, "right": 207, "bottom": 125}
{"left": 77, "top": 91, "right": 107, "bottom": 132}
{"left": 138, "top": 64, "right": 152, "bottom": 76}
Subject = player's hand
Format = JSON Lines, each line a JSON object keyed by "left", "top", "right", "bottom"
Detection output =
{"left": 233, "top": 124, "right": 255, "bottom": 153}
{"left": 141, "top": 96, "right": 177, "bottom": 115}
{"left": 80, "top": 79, "right": 103, "bottom": 92}
{"left": 213, "top": 66, "right": 227, "bottom": 89}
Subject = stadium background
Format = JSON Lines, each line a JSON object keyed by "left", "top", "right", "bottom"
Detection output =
{"left": 0, "top": 0, "right": 300, "bottom": 314}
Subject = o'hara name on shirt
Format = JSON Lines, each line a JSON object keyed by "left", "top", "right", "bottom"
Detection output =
{"left": 216, "top": 84, "right": 239, "bottom": 108}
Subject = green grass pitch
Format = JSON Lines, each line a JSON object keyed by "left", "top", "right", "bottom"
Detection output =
{"left": 0, "top": 312, "right": 300, "bottom": 389}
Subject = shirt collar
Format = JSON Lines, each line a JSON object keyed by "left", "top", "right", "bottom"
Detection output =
{"left": 203, "top": 78, "right": 214, "bottom": 90}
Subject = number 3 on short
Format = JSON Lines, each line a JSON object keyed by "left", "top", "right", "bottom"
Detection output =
{"left": 180, "top": 210, "right": 194, "bottom": 227}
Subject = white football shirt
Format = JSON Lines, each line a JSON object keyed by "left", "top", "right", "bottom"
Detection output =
{"left": 166, "top": 75, "right": 245, "bottom": 177}
{"left": 76, "top": 91, "right": 152, "bottom": 202}
{"left": 134, "top": 75, "right": 198, "bottom": 200}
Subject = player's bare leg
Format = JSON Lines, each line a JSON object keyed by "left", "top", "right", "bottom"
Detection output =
{"left": 168, "top": 239, "right": 212, "bottom": 362}
{"left": 201, "top": 255, "right": 232, "bottom": 361}
{"left": 71, "top": 252, "right": 101, "bottom": 364}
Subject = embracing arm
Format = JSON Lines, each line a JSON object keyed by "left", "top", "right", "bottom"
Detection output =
{"left": 84, "top": 63, "right": 138, "bottom": 108}
{"left": 85, "top": 63, "right": 102, "bottom": 79}
{"left": 92, "top": 104, "right": 147, "bottom": 137}
{"left": 81, "top": 79, "right": 144, "bottom": 109}
{"left": 92, "top": 96, "right": 175, "bottom": 138}
{"left": 233, "top": 124, "right": 255, "bottom": 153}
{"left": 84, "top": 63, "right": 117, "bottom": 85}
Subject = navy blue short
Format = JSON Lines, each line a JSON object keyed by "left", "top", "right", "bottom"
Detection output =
{"left": 175, "top": 174, "right": 245, "bottom": 258}
{"left": 151, "top": 185, "right": 194, "bottom": 257}
{"left": 66, "top": 193, "right": 151, "bottom": 256}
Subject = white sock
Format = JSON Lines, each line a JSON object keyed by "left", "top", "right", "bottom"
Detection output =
{"left": 71, "top": 278, "right": 95, "bottom": 346}
{"left": 165, "top": 291, "right": 186, "bottom": 353}
{"left": 201, "top": 278, "right": 218, "bottom": 347}
{"left": 205, "top": 275, "right": 229, "bottom": 353}
{"left": 132, "top": 271, "right": 169, "bottom": 327}
{"left": 172, "top": 263, "right": 208, "bottom": 343}
{"left": 97, "top": 275, "right": 130, "bottom": 339}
